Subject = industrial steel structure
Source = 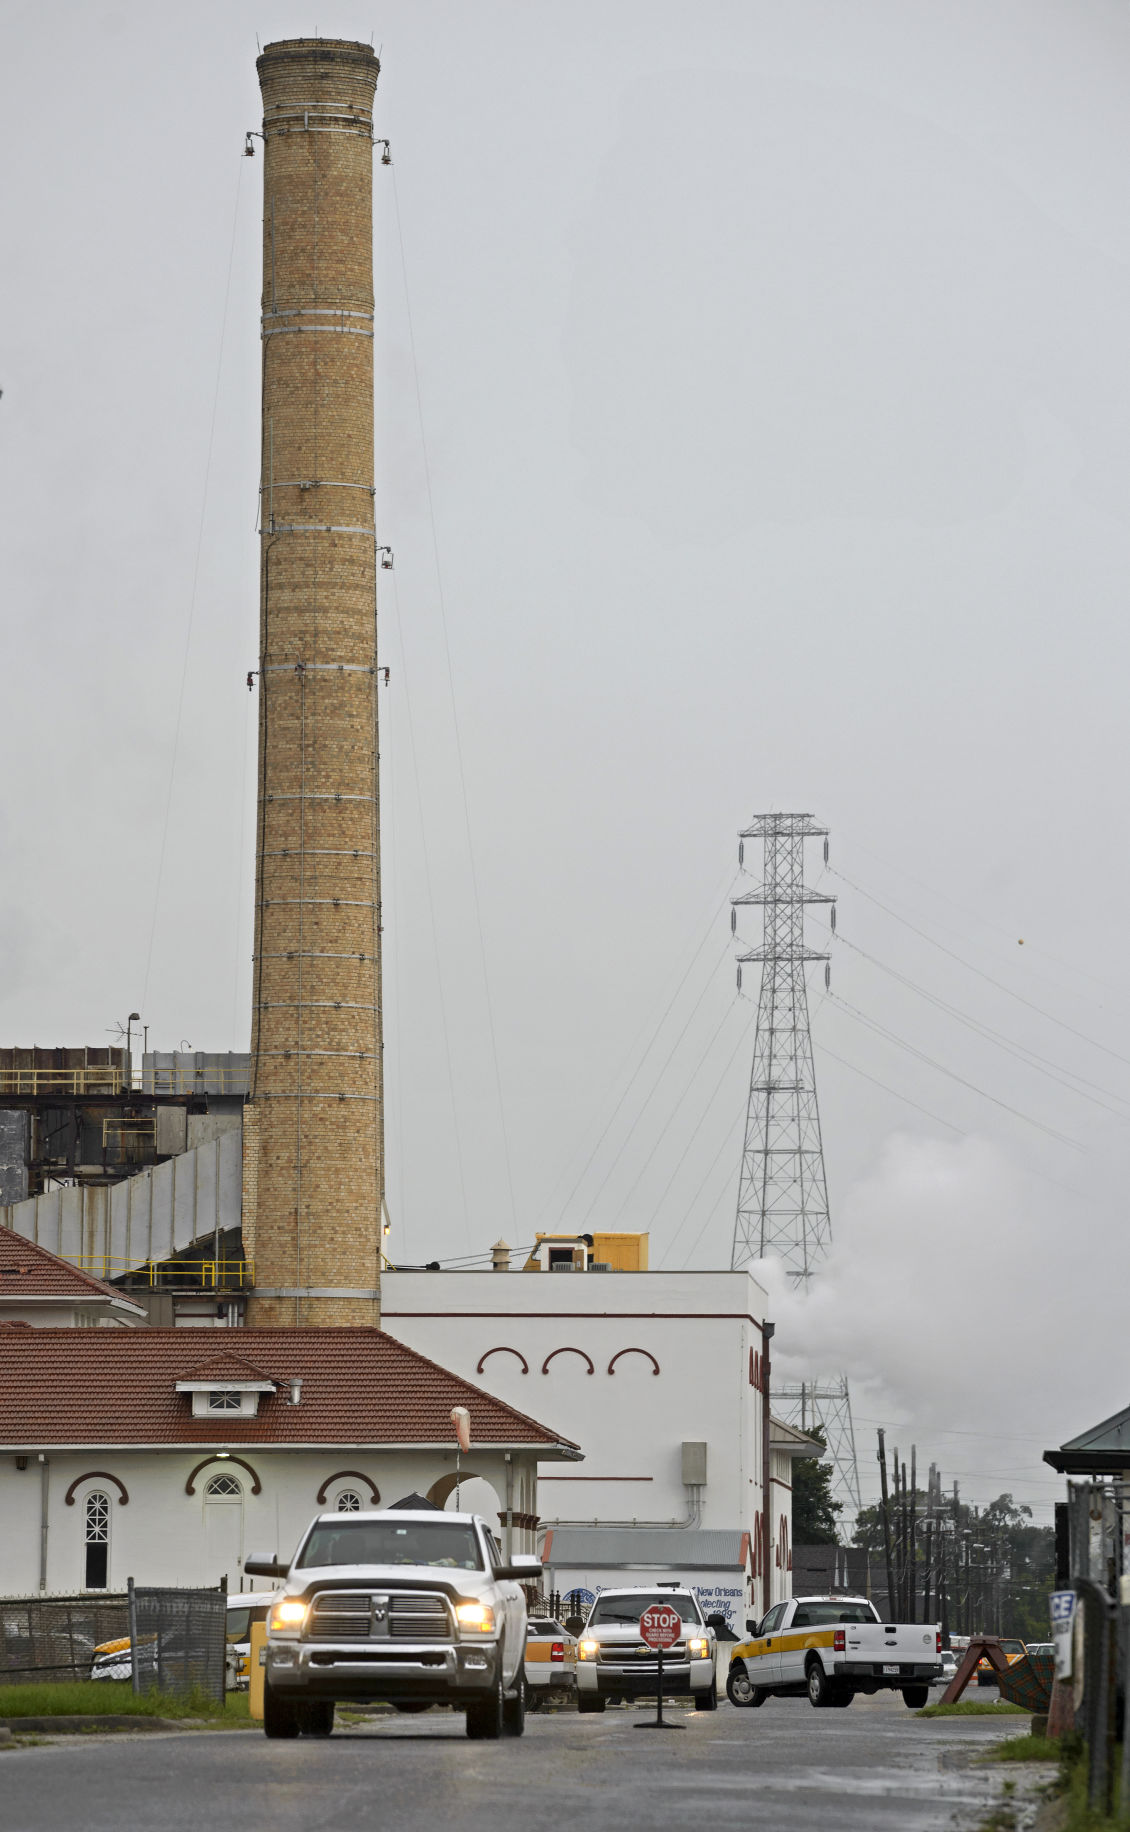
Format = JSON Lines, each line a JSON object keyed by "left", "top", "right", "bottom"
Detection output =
{"left": 730, "top": 813, "right": 861, "bottom": 1515}
{"left": 246, "top": 39, "right": 385, "bottom": 1326}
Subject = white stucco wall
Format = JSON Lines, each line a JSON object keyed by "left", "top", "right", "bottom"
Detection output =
{"left": 543, "top": 1563, "right": 751, "bottom": 1635}
{"left": 0, "top": 1446, "right": 539, "bottom": 1596}
{"left": 769, "top": 1445, "right": 795, "bottom": 1608}
{"left": 381, "top": 1269, "right": 781, "bottom": 1580}
{"left": 0, "top": 1304, "right": 136, "bottom": 1327}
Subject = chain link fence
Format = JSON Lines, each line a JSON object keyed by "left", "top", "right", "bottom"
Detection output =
{"left": 128, "top": 1585, "right": 227, "bottom": 1704}
{"left": 0, "top": 1595, "right": 129, "bottom": 1684}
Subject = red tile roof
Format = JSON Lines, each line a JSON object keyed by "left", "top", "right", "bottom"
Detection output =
{"left": 0, "top": 1227, "right": 129, "bottom": 1303}
{"left": 0, "top": 1328, "right": 583, "bottom": 1454}
{"left": 178, "top": 1350, "right": 279, "bottom": 1384}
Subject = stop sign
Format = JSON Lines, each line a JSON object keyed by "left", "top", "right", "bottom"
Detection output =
{"left": 639, "top": 1603, "right": 681, "bottom": 1649}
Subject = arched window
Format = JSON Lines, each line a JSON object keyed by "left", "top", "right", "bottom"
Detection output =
{"left": 85, "top": 1490, "right": 110, "bottom": 1589}
{"left": 205, "top": 1473, "right": 243, "bottom": 1499}
{"left": 336, "top": 1490, "right": 362, "bottom": 1513}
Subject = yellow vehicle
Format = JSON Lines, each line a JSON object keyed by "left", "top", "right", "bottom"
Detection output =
{"left": 726, "top": 1595, "right": 942, "bottom": 1710}
{"left": 524, "top": 1617, "right": 576, "bottom": 1704}
{"left": 224, "top": 1595, "right": 281, "bottom": 1689}
{"left": 90, "top": 1594, "right": 277, "bottom": 1688}
{"left": 976, "top": 1639, "right": 1026, "bottom": 1686}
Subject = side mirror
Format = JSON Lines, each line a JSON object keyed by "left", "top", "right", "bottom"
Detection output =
{"left": 746, "top": 1616, "right": 760, "bottom": 1635}
{"left": 706, "top": 1611, "right": 737, "bottom": 1639}
{"left": 497, "top": 1554, "right": 543, "bottom": 1582}
{"left": 564, "top": 1615, "right": 586, "bottom": 1638}
{"left": 244, "top": 1554, "right": 289, "bottom": 1579}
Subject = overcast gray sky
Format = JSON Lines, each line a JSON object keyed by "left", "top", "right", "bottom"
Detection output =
{"left": 3, "top": 0, "right": 1129, "bottom": 1518}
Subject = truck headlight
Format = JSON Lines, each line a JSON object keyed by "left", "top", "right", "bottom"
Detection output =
{"left": 269, "top": 1600, "right": 308, "bottom": 1632}
{"left": 686, "top": 1638, "right": 709, "bottom": 1658}
{"left": 578, "top": 1639, "right": 599, "bottom": 1659}
{"left": 456, "top": 1603, "right": 495, "bottom": 1633}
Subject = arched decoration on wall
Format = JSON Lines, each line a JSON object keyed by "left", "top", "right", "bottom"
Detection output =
{"left": 541, "top": 1347, "right": 595, "bottom": 1375}
{"left": 475, "top": 1346, "right": 530, "bottom": 1376}
{"left": 749, "top": 1348, "right": 763, "bottom": 1390}
{"left": 185, "top": 1454, "right": 262, "bottom": 1497}
{"left": 607, "top": 1347, "right": 660, "bottom": 1377}
{"left": 776, "top": 1515, "right": 791, "bottom": 1570}
{"left": 65, "top": 1472, "right": 129, "bottom": 1508}
{"left": 316, "top": 1470, "right": 381, "bottom": 1506}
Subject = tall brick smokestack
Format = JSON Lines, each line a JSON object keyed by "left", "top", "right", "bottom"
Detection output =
{"left": 244, "top": 39, "right": 384, "bottom": 1327}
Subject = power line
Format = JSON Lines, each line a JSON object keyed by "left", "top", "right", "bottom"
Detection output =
{"left": 390, "top": 165, "right": 518, "bottom": 1237}
{"left": 819, "top": 920, "right": 1130, "bottom": 1120}
{"left": 384, "top": 570, "right": 472, "bottom": 1243}
{"left": 661, "top": 1100, "right": 747, "bottom": 1267}
{"left": 829, "top": 992, "right": 1086, "bottom": 1151}
{"left": 534, "top": 870, "right": 738, "bottom": 1233}
{"left": 571, "top": 940, "right": 734, "bottom": 1232}
{"left": 834, "top": 867, "right": 1130, "bottom": 1072}
{"left": 814, "top": 1011, "right": 1098, "bottom": 1206}
{"left": 817, "top": 1036, "right": 963, "bottom": 1135}
{"left": 851, "top": 836, "right": 1130, "bottom": 1015}
{"left": 607, "top": 996, "right": 752, "bottom": 1227}
{"left": 141, "top": 156, "right": 246, "bottom": 1015}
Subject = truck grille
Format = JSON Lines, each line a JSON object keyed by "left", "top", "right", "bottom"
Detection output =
{"left": 389, "top": 1597, "right": 450, "bottom": 1640}
{"left": 307, "top": 1591, "right": 452, "bottom": 1642}
{"left": 598, "top": 1644, "right": 685, "bottom": 1667}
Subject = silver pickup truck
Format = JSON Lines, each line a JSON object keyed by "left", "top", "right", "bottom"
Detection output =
{"left": 726, "top": 1594, "right": 942, "bottom": 1709}
{"left": 245, "top": 1509, "right": 541, "bottom": 1740}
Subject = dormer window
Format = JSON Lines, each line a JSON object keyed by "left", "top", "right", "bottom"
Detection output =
{"left": 175, "top": 1363, "right": 277, "bottom": 1418}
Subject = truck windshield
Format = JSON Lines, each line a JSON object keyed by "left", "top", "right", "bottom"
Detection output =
{"left": 589, "top": 1593, "right": 703, "bottom": 1626}
{"left": 790, "top": 1603, "right": 880, "bottom": 1627}
{"left": 296, "top": 1521, "right": 483, "bottom": 1571}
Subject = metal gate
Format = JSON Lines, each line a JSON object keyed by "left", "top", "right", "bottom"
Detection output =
{"left": 128, "top": 1583, "right": 226, "bottom": 1704}
{"left": 0, "top": 1595, "right": 128, "bottom": 1684}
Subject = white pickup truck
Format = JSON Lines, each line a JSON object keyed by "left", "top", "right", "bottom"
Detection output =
{"left": 245, "top": 1508, "right": 541, "bottom": 1740}
{"left": 725, "top": 1594, "right": 942, "bottom": 1710}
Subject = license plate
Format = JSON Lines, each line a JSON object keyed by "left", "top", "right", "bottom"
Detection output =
{"left": 882, "top": 1664, "right": 900, "bottom": 1675}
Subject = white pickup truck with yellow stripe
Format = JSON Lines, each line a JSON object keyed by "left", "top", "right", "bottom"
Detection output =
{"left": 726, "top": 1595, "right": 941, "bottom": 1710}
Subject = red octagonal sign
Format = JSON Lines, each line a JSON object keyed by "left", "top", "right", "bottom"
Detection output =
{"left": 639, "top": 1603, "right": 681, "bottom": 1649}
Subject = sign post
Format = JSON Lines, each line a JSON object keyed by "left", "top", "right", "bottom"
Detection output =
{"left": 636, "top": 1603, "right": 683, "bottom": 1732}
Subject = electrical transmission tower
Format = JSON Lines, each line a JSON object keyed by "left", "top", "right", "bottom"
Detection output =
{"left": 731, "top": 812, "right": 861, "bottom": 1517}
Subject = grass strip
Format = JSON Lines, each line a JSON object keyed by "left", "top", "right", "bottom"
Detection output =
{"left": 982, "top": 1734, "right": 1060, "bottom": 1763}
{"left": 917, "top": 1699, "right": 1027, "bottom": 1718}
{"left": 0, "top": 1681, "right": 249, "bottom": 1721}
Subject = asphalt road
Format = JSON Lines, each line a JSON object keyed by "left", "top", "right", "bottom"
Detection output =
{"left": 1, "top": 1691, "right": 1042, "bottom": 1832}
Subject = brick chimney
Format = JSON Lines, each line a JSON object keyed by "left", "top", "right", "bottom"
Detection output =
{"left": 244, "top": 39, "right": 384, "bottom": 1327}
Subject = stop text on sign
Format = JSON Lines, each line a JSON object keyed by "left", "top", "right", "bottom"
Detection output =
{"left": 639, "top": 1604, "right": 681, "bottom": 1649}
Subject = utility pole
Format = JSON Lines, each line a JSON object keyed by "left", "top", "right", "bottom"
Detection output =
{"left": 908, "top": 1445, "right": 917, "bottom": 1623}
{"left": 923, "top": 1463, "right": 935, "bottom": 1623}
{"left": 877, "top": 1430, "right": 897, "bottom": 1623}
{"left": 730, "top": 813, "right": 860, "bottom": 1519}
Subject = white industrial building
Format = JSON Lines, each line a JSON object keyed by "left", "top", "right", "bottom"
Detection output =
{"left": 382, "top": 1243, "right": 817, "bottom": 1626}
